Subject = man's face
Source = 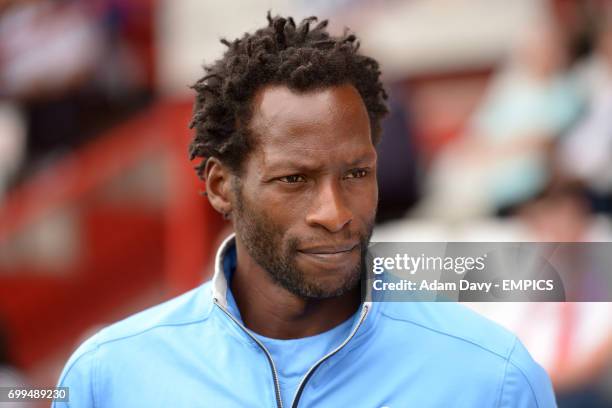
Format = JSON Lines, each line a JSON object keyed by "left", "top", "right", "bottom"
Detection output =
{"left": 232, "top": 84, "right": 378, "bottom": 299}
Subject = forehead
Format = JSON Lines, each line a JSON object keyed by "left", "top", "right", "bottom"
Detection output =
{"left": 247, "top": 84, "right": 374, "bottom": 169}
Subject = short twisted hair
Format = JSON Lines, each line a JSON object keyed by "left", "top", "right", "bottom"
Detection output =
{"left": 188, "top": 13, "right": 388, "bottom": 180}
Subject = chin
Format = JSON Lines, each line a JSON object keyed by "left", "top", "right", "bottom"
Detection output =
{"left": 299, "top": 270, "right": 361, "bottom": 299}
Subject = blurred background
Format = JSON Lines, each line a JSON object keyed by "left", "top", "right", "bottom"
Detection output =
{"left": 0, "top": 0, "right": 611, "bottom": 406}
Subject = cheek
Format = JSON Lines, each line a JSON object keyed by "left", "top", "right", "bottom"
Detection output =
{"left": 348, "top": 179, "right": 378, "bottom": 217}
{"left": 241, "top": 186, "right": 303, "bottom": 232}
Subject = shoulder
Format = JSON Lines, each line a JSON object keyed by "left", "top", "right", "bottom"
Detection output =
{"left": 53, "top": 282, "right": 216, "bottom": 407}
{"left": 380, "top": 301, "right": 518, "bottom": 358}
{"left": 377, "top": 302, "right": 555, "bottom": 407}
{"left": 58, "top": 281, "right": 214, "bottom": 379}
{"left": 94, "top": 281, "right": 214, "bottom": 344}
{"left": 502, "top": 338, "right": 557, "bottom": 407}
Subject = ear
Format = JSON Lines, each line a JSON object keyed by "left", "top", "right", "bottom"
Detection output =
{"left": 203, "top": 157, "right": 234, "bottom": 216}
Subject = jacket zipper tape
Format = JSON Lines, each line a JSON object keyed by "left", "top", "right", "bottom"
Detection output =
{"left": 214, "top": 300, "right": 284, "bottom": 408}
{"left": 290, "top": 304, "right": 370, "bottom": 408}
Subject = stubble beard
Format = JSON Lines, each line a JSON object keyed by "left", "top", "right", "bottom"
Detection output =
{"left": 232, "top": 187, "right": 373, "bottom": 299}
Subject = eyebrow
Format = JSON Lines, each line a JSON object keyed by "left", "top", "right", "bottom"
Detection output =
{"left": 346, "top": 152, "right": 376, "bottom": 166}
{"left": 262, "top": 150, "right": 376, "bottom": 174}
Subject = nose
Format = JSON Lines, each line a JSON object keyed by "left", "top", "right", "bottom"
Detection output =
{"left": 305, "top": 180, "right": 353, "bottom": 233}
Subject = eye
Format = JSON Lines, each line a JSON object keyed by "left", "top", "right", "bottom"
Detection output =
{"left": 278, "top": 175, "right": 307, "bottom": 184}
{"left": 344, "top": 168, "right": 370, "bottom": 179}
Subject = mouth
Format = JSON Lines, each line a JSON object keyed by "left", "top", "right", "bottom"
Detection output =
{"left": 297, "top": 243, "right": 359, "bottom": 262}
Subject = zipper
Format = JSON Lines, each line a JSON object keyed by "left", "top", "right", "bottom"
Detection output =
{"left": 290, "top": 303, "right": 370, "bottom": 408}
{"left": 214, "top": 299, "right": 284, "bottom": 408}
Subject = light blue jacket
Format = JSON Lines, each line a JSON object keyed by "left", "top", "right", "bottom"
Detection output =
{"left": 54, "top": 235, "right": 557, "bottom": 407}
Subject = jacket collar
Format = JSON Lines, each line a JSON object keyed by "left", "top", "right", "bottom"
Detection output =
{"left": 211, "top": 233, "right": 236, "bottom": 309}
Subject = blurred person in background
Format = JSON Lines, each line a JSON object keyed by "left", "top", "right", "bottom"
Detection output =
{"left": 468, "top": 181, "right": 612, "bottom": 408}
{"left": 418, "top": 17, "right": 583, "bottom": 220}
{"left": 517, "top": 181, "right": 612, "bottom": 242}
{"left": 0, "top": 0, "right": 104, "bottom": 100}
{"left": 375, "top": 86, "right": 419, "bottom": 223}
{"left": 519, "top": 184, "right": 612, "bottom": 408}
{"left": 558, "top": 9, "right": 612, "bottom": 215}
{"left": 0, "top": 0, "right": 151, "bottom": 188}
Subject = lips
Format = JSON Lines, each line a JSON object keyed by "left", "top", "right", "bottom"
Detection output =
{"left": 298, "top": 242, "right": 358, "bottom": 255}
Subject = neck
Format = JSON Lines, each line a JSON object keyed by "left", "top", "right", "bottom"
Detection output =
{"left": 230, "top": 241, "right": 361, "bottom": 339}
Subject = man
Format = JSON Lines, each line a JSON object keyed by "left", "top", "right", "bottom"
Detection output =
{"left": 55, "top": 14, "right": 556, "bottom": 407}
